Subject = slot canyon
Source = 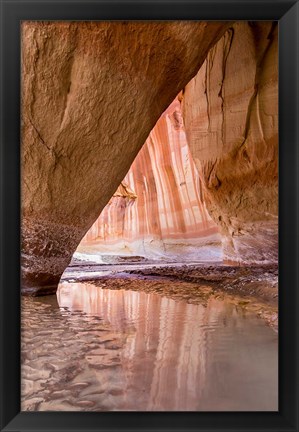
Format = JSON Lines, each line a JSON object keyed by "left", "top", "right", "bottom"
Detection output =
{"left": 21, "top": 21, "right": 278, "bottom": 412}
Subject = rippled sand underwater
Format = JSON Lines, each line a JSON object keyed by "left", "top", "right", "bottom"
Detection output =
{"left": 21, "top": 281, "right": 278, "bottom": 411}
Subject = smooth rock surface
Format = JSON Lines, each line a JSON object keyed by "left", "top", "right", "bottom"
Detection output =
{"left": 79, "top": 98, "right": 219, "bottom": 260}
{"left": 21, "top": 21, "right": 229, "bottom": 294}
{"left": 182, "top": 22, "right": 278, "bottom": 263}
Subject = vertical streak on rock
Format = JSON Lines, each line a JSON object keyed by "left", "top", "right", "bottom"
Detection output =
{"left": 218, "top": 28, "right": 234, "bottom": 148}
{"left": 80, "top": 98, "right": 218, "bottom": 255}
{"left": 182, "top": 22, "right": 278, "bottom": 263}
{"left": 205, "top": 61, "right": 211, "bottom": 133}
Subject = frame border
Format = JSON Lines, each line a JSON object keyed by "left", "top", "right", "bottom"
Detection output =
{"left": 1, "top": 1, "right": 298, "bottom": 431}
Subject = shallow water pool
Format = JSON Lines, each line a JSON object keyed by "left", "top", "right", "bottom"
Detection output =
{"left": 21, "top": 280, "right": 278, "bottom": 411}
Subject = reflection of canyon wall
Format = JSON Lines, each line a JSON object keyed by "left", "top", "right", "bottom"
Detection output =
{"left": 57, "top": 283, "right": 277, "bottom": 410}
{"left": 80, "top": 98, "right": 219, "bottom": 258}
{"left": 182, "top": 22, "right": 278, "bottom": 263}
{"left": 57, "top": 283, "right": 215, "bottom": 410}
{"left": 21, "top": 21, "right": 230, "bottom": 294}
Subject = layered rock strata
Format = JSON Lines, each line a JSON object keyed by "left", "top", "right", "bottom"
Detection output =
{"left": 80, "top": 98, "right": 218, "bottom": 259}
{"left": 182, "top": 22, "right": 278, "bottom": 263}
{"left": 21, "top": 21, "right": 229, "bottom": 294}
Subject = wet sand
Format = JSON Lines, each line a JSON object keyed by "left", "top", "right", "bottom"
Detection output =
{"left": 62, "top": 262, "right": 278, "bottom": 330}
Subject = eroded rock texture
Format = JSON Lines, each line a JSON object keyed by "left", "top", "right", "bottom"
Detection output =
{"left": 80, "top": 98, "right": 218, "bottom": 259}
{"left": 21, "top": 21, "right": 229, "bottom": 294}
{"left": 182, "top": 22, "right": 278, "bottom": 263}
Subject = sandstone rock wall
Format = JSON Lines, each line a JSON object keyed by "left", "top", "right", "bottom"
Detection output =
{"left": 21, "top": 21, "right": 229, "bottom": 294}
{"left": 21, "top": 21, "right": 278, "bottom": 295}
{"left": 182, "top": 22, "right": 278, "bottom": 263}
{"left": 80, "top": 98, "right": 218, "bottom": 258}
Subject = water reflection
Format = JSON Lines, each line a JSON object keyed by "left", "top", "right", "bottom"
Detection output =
{"left": 21, "top": 281, "right": 278, "bottom": 411}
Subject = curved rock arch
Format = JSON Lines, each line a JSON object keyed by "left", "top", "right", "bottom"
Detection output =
{"left": 21, "top": 21, "right": 230, "bottom": 295}
{"left": 21, "top": 21, "right": 278, "bottom": 295}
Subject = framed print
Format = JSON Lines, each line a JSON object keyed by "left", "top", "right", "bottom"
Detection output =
{"left": 0, "top": 0, "right": 298, "bottom": 431}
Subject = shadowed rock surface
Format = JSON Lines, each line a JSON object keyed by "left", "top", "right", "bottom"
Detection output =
{"left": 21, "top": 21, "right": 278, "bottom": 295}
{"left": 21, "top": 21, "right": 229, "bottom": 294}
{"left": 182, "top": 22, "right": 278, "bottom": 263}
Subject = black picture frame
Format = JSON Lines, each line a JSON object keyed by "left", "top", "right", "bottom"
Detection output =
{"left": 0, "top": 0, "right": 298, "bottom": 431}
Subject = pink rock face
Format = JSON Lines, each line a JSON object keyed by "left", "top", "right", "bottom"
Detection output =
{"left": 79, "top": 98, "right": 219, "bottom": 259}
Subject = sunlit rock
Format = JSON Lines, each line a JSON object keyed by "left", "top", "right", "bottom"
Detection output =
{"left": 79, "top": 98, "right": 220, "bottom": 261}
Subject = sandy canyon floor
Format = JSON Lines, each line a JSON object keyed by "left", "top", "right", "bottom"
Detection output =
{"left": 63, "top": 259, "right": 278, "bottom": 330}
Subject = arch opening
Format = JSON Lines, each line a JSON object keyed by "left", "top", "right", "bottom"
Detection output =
{"left": 61, "top": 20, "right": 278, "bottom": 290}
{"left": 21, "top": 20, "right": 231, "bottom": 296}
{"left": 72, "top": 95, "right": 222, "bottom": 268}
